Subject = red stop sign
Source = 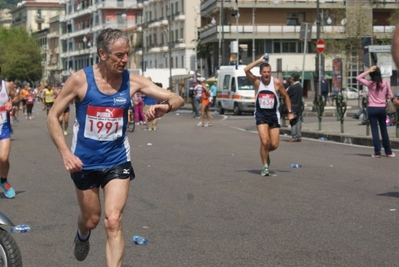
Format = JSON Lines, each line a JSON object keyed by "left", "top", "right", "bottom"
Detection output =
{"left": 317, "top": 39, "right": 325, "bottom": 53}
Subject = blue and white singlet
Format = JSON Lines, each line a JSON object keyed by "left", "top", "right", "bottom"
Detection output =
{"left": 0, "top": 80, "right": 11, "bottom": 139}
{"left": 71, "top": 66, "right": 132, "bottom": 170}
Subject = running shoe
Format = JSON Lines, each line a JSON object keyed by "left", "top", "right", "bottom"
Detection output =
{"left": 74, "top": 230, "right": 90, "bottom": 261}
{"left": 261, "top": 166, "right": 270, "bottom": 176}
{"left": 197, "top": 122, "right": 204, "bottom": 127}
{"left": 371, "top": 154, "right": 381, "bottom": 158}
{"left": 0, "top": 181, "right": 15, "bottom": 198}
{"left": 386, "top": 152, "right": 396, "bottom": 158}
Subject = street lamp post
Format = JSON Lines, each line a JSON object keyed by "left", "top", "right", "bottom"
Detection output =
{"left": 315, "top": 0, "right": 321, "bottom": 101}
{"left": 194, "top": 4, "right": 200, "bottom": 81}
{"left": 235, "top": 0, "right": 239, "bottom": 68}
{"left": 167, "top": 3, "right": 172, "bottom": 91}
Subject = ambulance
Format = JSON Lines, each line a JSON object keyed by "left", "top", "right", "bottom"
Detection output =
{"left": 216, "top": 65, "right": 259, "bottom": 115}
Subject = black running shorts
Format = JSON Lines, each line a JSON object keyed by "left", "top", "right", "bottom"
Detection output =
{"left": 71, "top": 162, "right": 135, "bottom": 190}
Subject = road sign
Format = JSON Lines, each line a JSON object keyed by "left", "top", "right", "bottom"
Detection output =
{"left": 316, "top": 39, "right": 325, "bottom": 53}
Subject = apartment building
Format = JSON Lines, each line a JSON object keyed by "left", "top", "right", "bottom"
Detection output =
{"left": 0, "top": 9, "right": 13, "bottom": 28}
{"left": 139, "top": 0, "right": 201, "bottom": 74}
{"left": 58, "top": 0, "right": 143, "bottom": 82}
{"left": 200, "top": 0, "right": 397, "bottom": 90}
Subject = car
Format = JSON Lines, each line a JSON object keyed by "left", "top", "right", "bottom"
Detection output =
{"left": 329, "top": 87, "right": 361, "bottom": 100}
{"left": 342, "top": 87, "right": 362, "bottom": 99}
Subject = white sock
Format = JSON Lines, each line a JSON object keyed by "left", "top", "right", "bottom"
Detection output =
{"left": 264, "top": 164, "right": 268, "bottom": 168}
{"left": 78, "top": 229, "right": 90, "bottom": 241}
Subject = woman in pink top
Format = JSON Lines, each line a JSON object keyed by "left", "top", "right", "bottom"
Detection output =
{"left": 356, "top": 66, "right": 395, "bottom": 158}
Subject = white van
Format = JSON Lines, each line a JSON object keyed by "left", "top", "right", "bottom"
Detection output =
{"left": 216, "top": 65, "right": 259, "bottom": 115}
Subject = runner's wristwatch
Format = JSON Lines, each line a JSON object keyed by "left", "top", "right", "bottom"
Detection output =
{"left": 288, "top": 109, "right": 293, "bottom": 114}
{"left": 160, "top": 99, "right": 172, "bottom": 113}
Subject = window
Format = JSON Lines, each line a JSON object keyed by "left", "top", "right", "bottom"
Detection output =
{"left": 223, "top": 75, "right": 230, "bottom": 90}
{"left": 237, "top": 77, "right": 254, "bottom": 90}
{"left": 272, "top": 40, "right": 303, "bottom": 53}
{"left": 282, "top": 41, "right": 297, "bottom": 53}
{"left": 286, "top": 12, "right": 305, "bottom": 26}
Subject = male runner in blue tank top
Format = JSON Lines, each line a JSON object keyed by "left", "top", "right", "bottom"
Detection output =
{"left": 47, "top": 28, "right": 184, "bottom": 266}
{"left": 245, "top": 56, "right": 294, "bottom": 176}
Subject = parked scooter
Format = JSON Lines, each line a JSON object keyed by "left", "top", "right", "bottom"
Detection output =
{"left": 0, "top": 211, "right": 22, "bottom": 267}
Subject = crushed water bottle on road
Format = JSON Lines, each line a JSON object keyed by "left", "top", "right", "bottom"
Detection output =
{"left": 132, "top": 235, "right": 148, "bottom": 245}
{"left": 290, "top": 164, "right": 302, "bottom": 168}
{"left": 10, "top": 224, "right": 31, "bottom": 233}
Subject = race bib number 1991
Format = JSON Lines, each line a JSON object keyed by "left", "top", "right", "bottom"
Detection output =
{"left": 84, "top": 106, "right": 124, "bottom": 141}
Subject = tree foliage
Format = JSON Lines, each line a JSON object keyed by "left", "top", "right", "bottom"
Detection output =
{"left": 0, "top": 0, "right": 19, "bottom": 9}
{"left": 0, "top": 26, "right": 42, "bottom": 83}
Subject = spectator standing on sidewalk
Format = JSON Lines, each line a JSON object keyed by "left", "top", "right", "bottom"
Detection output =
{"left": 133, "top": 91, "right": 146, "bottom": 125}
{"left": 321, "top": 76, "right": 329, "bottom": 104}
{"left": 244, "top": 56, "right": 294, "bottom": 176}
{"left": 356, "top": 65, "right": 395, "bottom": 158}
{"left": 286, "top": 73, "right": 303, "bottom": 142}
{"left": 189, "top": 82, "right": 196, "bottom": 114}
{"left": 193, "top": 79, "right": 202, "bottom": 119}
{"left": 209, "top": 81, "right": 217, "bottom": 107}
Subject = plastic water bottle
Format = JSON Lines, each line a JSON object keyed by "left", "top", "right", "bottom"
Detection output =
{"left": 263, "top": 53, "right": 269, "bottom": 61}
{"left": 132, "top": 235, "right": 147, "bottom": 245}
{"left": 290, "top": 164, "right": 302, "bottom": 168}
{"left": 10, "top": 224, "right": 31, "bottom": 233}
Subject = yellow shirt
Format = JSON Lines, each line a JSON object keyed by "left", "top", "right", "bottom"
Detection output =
{"left": 44, "top": 89, "right": 55, "bottom": 103}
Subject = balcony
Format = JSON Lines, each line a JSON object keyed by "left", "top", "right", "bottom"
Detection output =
{"left": 199, "top": 24, "right": 395, "bottom": 42}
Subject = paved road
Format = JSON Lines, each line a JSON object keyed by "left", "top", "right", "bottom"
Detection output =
{"left": 2, "top": 105, "right": 399, "bottom": 266}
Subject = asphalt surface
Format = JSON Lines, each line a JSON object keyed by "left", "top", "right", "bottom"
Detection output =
{"left": 1, "top": 103, "right": 399, "bottom": 267}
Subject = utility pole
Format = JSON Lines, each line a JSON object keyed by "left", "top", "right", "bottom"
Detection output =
{"left": 313, "top": 0, "right": 321, "bottom": 111}
{"left": 235, "top": 0, "right": 239, "bottom": 68}
{"left": 221, "top": 0, "right": 224, "bottom": 66}
{"left": 252, "top": 0, "right": 255, "bottom": 62}
{"left": 168, "top": 1, "right": 172, "bottom": 91}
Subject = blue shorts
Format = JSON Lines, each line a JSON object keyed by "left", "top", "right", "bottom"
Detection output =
{"left": 0, "top": 113, "right": 12, "bottom": 140}
{"left": 71, "top": 162, "right": 135, "bottom": 190}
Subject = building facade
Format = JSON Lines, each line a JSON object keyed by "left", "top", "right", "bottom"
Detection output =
{"left": 58, "top": 0, "right": 143, "bottom": 82}
{"left": 199, "top": 0, "right": 397, "bottom": 90}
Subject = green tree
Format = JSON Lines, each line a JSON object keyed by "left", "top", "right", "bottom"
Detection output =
{"left": 196, "top": 42, "right": 213, "bottom": 77}
{"left": 0, "top": 26, "right": 42, "bottom": 83}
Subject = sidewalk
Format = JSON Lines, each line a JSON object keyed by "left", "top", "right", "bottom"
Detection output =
{"left": 182, "top": 97, "right": 399, "bottom": 149}
{"left": 294, "top": 98, "right": 399, "bottom": 149}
